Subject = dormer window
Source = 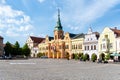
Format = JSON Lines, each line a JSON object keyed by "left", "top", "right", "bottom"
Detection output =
{"left": 91, "top": 38, "right": 92, "bottom": 40}
{"left": 105, "top": 35, "right": 108, "bottom": 38}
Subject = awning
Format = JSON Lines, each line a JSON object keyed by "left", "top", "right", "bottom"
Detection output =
{"left": 110, "top": 52, "right": 120, "bottom": 56}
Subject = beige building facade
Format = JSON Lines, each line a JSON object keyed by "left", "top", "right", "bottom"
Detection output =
{"left": 98, "top": 27, "right": 120, "bottom": 56}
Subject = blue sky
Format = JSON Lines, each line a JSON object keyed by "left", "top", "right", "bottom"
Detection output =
{"left": 0, "top": 0, "right": 120, "bottom": 46}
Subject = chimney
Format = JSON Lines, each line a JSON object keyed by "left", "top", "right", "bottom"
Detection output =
{"left": 115, "top": 27, "right": 117, "bottom": 30}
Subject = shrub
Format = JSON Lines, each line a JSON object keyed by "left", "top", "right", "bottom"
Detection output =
{"left": 66, "top": 53, "right": 70, "bottom": 60}
{"left": 91, "top": 53, "right": 97, "bottom": 62}
{"left": 74, "top": 54, "right": 79, "bottom": 60}
{"left": 42, "top": 53, "right": 45, "bottom": 56}
{"left": 84, "top": 53, "right": 89, "bottom": 61}
{"left": 82, "top": 55, "right": 87, "bottom": 61}
{"left": 78, "top": 53, "right": 83, "bottom": 58}
{"left": 37, "top": 53, "right": 44, "bottom": 58}
{"left": 99, "top": 53, "right": 105, "bottom": 61}
{"left": 105, "top": 53, "right": 110, "bottom": 60}
{"left": 72, "top": 54, "right": 75, "bottom": 59}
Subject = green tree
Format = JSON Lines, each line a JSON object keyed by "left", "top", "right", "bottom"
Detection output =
{"left": 91, "top": 53, "right": 97, "bottom": 62}
{"left": 22, "top": 43, "right": 30, "bottom": 57}
{"left": 4, "top": 41, "right": 12, "bottom": 56}
{"left": 14, "top": 41, "right": 21, "bottom": 55}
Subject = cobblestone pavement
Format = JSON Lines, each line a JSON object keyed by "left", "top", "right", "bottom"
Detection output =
{"left": 0, "top": 59, "right": 120, "bottom": 80}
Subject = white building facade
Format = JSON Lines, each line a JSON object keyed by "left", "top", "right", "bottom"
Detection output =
{"left": 83, "top": 27, "right": 99, "bottom": 59}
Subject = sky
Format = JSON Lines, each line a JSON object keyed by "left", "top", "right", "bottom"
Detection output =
{"left": 0, "top": 0, "right": 120, "bottom": 46}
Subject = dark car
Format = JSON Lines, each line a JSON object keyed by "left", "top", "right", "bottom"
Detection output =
{"left": 40, "top": 56, "right": 48, "bottom": 59}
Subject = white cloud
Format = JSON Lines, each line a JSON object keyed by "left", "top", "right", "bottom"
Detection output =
{"left": 60, "top": 0, "right": 120, "bottom": 31}
{"left": 18, "top": 25, "right": 33, "bottom": 32}
{"left": 0, "top": 3, "right": 34, "bottom": 38}
{"left": 38, "top": 0, "right": 45, "bottom": 3}
{"left": 6, "top": 30, "right": 19, "bottom": 37}
{"left": 67, "top": 25, "right": 80, "bottom": 31}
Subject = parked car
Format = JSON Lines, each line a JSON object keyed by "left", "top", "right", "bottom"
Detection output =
{"left": 0, "top": 56, "right": 12, "bottom": 59}
{"left": 97, "top": 59, "right": 102, "bottom": 63}
{"left": 40, "top": 56, "right": 48, "bottom": 59}
{"left": 103, "top": 61, "right": 108, "bottom": 63}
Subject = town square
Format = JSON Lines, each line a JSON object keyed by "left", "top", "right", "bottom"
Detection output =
{"left": 0, "top": 59, "right": 120, "bottom": 80}
{"left": 1, "top": 0, "right": 120, "bottom": 80}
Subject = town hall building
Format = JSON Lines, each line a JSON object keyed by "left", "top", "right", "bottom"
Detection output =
{"left": 38, "top": 9, "right": 84, "bottom": 59}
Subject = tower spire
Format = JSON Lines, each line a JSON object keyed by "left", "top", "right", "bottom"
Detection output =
{"left": 58, "top": 8, "right": 60, "bottom": 22}
{"left": 54, "top": 8, "right": 62, "bottom": 31}
{"left": 58, "top": 8, "right": 60, "bottom": 17}
{"left": 88, "top": 27, "right": 92, "bottom": 34}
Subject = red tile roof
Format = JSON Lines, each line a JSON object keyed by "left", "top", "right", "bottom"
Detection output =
{"left": 110, "top": 28, "right": 120, "bottom": 37}
{"left": 0, "top": 36, "right": 3, "bottom": 39}
{"left": 30, "top": 36, "right": 45, "bottom": 43}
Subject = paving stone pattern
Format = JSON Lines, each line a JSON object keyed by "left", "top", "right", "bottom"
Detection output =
{"left": 0, "top": 59, "right": 120, "bottom": 80}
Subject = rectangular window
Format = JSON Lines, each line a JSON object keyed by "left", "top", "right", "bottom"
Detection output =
{"left": 80, "top": 44, "right": 82, "bottom": 49}
{"left": 65, "top": 45, "right": 67, "bottom": 49}
{"left": 94, "top": 45, "right": 96, "bottom": 50}
{"left": 119, "top": 42, "right": 120, "bottom": 48}
{"left": 78, "top": 44, "right": 82, "bottom": 49}
{"left": 72, "top": 45, "right": 74, "bottom": 49}
{"left": 87, "top": 46, "right": 89, "bottom": 50}
{"left": 75, "top": 45, "right": 77, "bottom": 49}
{"left": 91, "top": 38, "right": 92, "bottom": 40}
{"left": 102, "top": 43, "right": 106, "bottom": 49}
{"left": 84, "top": 46, "right": 86, "bottom": 50}
{"left": 91, "top": 45, "right": 93, "bottom": 50}
{"left": 46, "top": 46, "right": 48, "bottom": 50}
{"left": 65, "top": 45, "right": 69, "bottom": 49}
{"left": 67, "top": 45, "right": 69, "bottom": 49}
{"left": 109, "top": 43, "right": 113, "bottom": 49}
{"left": 102, "top": 39, "right": 105, "bottom": 41}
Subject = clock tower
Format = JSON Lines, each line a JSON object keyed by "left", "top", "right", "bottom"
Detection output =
{"left": 54, "top": 9, "right": 64, "bottom": 40}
